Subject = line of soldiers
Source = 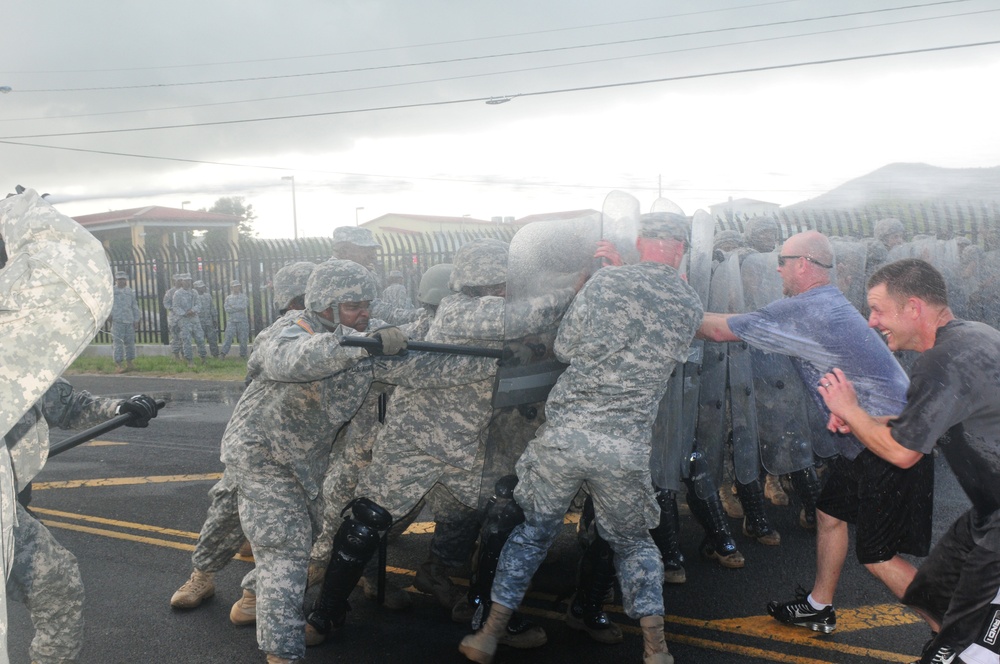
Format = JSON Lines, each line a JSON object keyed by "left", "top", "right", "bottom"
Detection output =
{"left": 162, "top": 274, "right": 250, "bottom": 365}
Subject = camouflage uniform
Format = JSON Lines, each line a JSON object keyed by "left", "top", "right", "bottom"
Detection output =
{"left": 173, "top": 282, "right": 208, "bottom": 361}
{"left": 6, "top": 380, "right": 120, "bottom": 664}
{"left": 221, "top": 287, "right": 250, "bottom": 358}
{"left": 381, "top": 282, "right": 410, "bottom": 309}
{"left": 163, "top": 277, "right": 183, "bottom": 358}
{"left": 222, "top": 306, "right": 495, "bottom": 660}
{"left": 492, "top": 260, "right": 703, "bottom": 620}
{"left": 0, "top": 190, "right": 114, "bottom": 664}
{"left": 110, "top": 274, "right": 140, "bottom": 364}
{"left": 195, "top": 284, "right": 220, "bottom": 358}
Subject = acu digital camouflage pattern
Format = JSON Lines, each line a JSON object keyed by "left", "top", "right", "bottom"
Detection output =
{"left": 172, "top": 284, "right": 208, "bottom": 360}
{"left": 110, "top": 278, "right": 140, "bottom": 363}
{"left": 271, "top": 261, "right": 316, "bottom": 311}
{"left": 0, "top": 189, "right": 113, "bottom": 664}
{"left": 221, "top": 289, "right": 250, "bottom": 357}
{"left": 222, "top": 308, "right": 496, "bottom": 658}
{"left": 494, "top": 259, "right": 703, "bottom": 620}
{"left": 6, "top": 379, "right": 120, "bottom": 664}
{"left": 196, "top": 287, "right": 220, "bottom": 357}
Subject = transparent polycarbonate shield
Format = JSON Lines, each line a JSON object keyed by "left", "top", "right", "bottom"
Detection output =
{"left": 831, "top": 239, "right": 869, "bottom": 313}
{"left": 649, "top": 196, "right": 685, "bottom": 216}
{"left": 601, "top": 189, "right": 640, "bottom": 265}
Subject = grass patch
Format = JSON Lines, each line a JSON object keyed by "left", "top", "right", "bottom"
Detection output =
{"left": 67, "top": 355, "right": 248, "bottom": 381}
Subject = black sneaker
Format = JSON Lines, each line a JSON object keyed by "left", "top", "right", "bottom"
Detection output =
{"left": 910, "top": 643, "right": 957, "bottom": 664}
{"left": 766, "top": 587, "right": 836, "bottom": 633}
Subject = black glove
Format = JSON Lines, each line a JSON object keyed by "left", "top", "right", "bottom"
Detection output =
{"left": 116, "top": 394, "right": 158, "bottom": 428}
{"left": 365, "top": 326, "right": 407, "bottom": 356}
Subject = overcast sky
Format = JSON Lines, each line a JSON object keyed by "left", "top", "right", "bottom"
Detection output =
{"left": 2, "top": 0, "right": 998, "bottom": 238}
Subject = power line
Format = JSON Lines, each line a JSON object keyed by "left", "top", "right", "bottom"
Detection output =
{"left": 2, "top": 6, "right": 992, "bottom": 124}
{"left": 1, "top": 39, "right": 996, "bottom": 140}
{"left": 12, "top": 0, "right": 975, "bottom": 92}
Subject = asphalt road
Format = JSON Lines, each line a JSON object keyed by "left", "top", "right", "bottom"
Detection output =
{"left": 8, "top": 374, "right": 971, "bottom": 664}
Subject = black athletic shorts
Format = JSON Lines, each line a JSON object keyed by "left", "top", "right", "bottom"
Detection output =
{"left": 815, "top": 449, "right": 934, "bottom": 564}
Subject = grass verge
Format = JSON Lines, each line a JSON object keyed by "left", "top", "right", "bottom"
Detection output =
{"left": 67, "top": 355, "right": 248, "bottom": 381}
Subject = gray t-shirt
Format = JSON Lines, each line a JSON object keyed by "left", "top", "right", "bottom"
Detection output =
{"left": 890, "top": 320, "right": 1000, "bottom": 544}
{"left": 728, "top": 284, "right": 909, "bottom": 459}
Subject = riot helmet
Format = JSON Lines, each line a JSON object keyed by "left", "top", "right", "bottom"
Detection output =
{"left": 448, "top": 238, "right": 508, "bottom": 292}
{"left": 417, "top": 263, "right": 455, "bottom": 307}
{"left": 744, "top": 216, "right": 778, "bottom": 253}
{"left": 273, "top": 261, "right": 316, "bottom": 313}
{"left": 305, "top": 259, "right": 378, "bottom": 327}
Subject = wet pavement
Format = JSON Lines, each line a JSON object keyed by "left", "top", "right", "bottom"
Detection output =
{"left": 7, "top": 374, "right": 970, "bottom": 663}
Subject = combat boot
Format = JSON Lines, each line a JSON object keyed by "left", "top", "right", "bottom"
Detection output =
{"left": 230, "top": 589, "right": 257, "bottom": 625}
{"left": 265, "top": 656, "right": 293, "bottom": 664}
{"left": 170, "top": 569, "right": 215, "bottom": 609}
{"left": 238, "top": 539, "right": 253, "bottom": 558}
{"left": 790, "top": 466, "right": 822, "bottom": 532}
{"left": 459, "top": 602, "right": 513, "bottom": 663}
{"left": 650, "top": 489, "right": 686, "bottom": 584}
{"left": 685, "top": 488, "right": 745, "bottom": 569}
{"left": 764, "top": 473, "right": 790, "bottom": 506}
{"left": 737, "top": 479, "right": 781, "bottom": 546}
{"left": 360, "top": 575, "right": 412, "bottom": 611}
{"left": 640, "top": 615, "right": 674, "bottom": 664}
{"left": 114, "top": 363, "right": 125, "bottom": 374}
{"left": 498, "top": 612, "right": 547, "bottom": 648}
{"left": 566, "top": 533, "right": 622, "bottom": 644}
{"left": 414, "top": 554, "right": 465, "bottom": 609}
{"left": 719, "top": 481, "right": 744, "bottom": 518}
{"left": 126, "top": 360, "right": 136, "bottom": 371}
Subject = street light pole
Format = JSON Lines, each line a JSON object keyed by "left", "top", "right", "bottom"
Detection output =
{"left": 181, "top": 201, "right": 190, "bottom": 210}
{"left": 355, "top": 206, "right": 364, "bottom": 226}
{"left": 281, "top": 176, "right": 298, "bottom": 240}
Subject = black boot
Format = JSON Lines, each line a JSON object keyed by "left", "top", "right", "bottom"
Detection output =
{"left": 567, "top": 508, "right": 622, "bottom": 644}
{"left": 737, "top": 478, "right": 781, "bottom": 545}
{"left": 306, "top": 498, "right": 392, "bottom": 641}
{"left": 790, "top": 466, "right": 822, "bottom": 531}
{"left": 684, "top": 484, "right": 745, "bottom": 569}
{"left": 467, "top": 475, "right": 524, "bottom": 627}
{"left": 650, "top": 488, "right": 686, "bottom": 584}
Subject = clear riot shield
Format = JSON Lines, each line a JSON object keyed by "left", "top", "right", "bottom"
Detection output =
{"left": 695, "top": 260, "right": 732, "bottom": 491}
{"left": 740, "top": 251, "right": 823, "bottom": 477}
{"left": 483, "top": 212, "right": 607, "bottom": 505}
{"left": 830, "top": 239, "right": 869, "bottom": 313}
{"left": 890, "top": 238, "right": 965, "bottom": 317}
{"left": 650, "top": 209, "right": 714, "bottom": 493}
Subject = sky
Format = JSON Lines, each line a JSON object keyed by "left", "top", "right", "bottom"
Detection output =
{"left": 2, "top": 0, "right": 999, "bottom": 239}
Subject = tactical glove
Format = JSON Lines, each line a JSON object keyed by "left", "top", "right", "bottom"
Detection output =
{"left": 366, "top": 326, "right": 407, "bottom": 356}
{"left": 116, "top": 394, "right": 158, "bottom": 427}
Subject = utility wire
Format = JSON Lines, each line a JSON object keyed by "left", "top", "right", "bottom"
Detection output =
{"left": 12, "top": 0, "right": 975, "bottom": 92}
{"left": 1, "top": 39, "right": 996, "bottom": 140}
{"left": 1, "top": 6, "right": 992, "bottom": 124}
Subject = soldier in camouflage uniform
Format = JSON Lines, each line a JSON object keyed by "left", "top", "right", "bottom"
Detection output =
{"left": 381, "top": 269, "right": 411, "bottom": 309}
{"left": 306, "top": 240, "right": 575, "bottom": 646}
{"left": 173, "top": 274, "right": 208, "bottom": 366}
{"left": 163, "top": 274, "right": 183, "bottom": 360}
{"left": 7, "top": 380, "right": 157, "bottom": 664}
{"left": 0, "top": 188, "right": 115, "bottom": 664}
{"left": 331, "top": 226, "right": 422, "bottom": 326}
{"left": 170, "top": 262, "right": 316, "bottom": 612}
{"left": 222, "top": 259, "right": 494, "bottom": 663}
{"left": 194, "top": 280, "right": 220, "bottom": 358}
{"left": 459, "top": 214, "right": 702, "bottom": 664}
{"left": 221, "top": 280, "right": 250, "bottom": 359}
{"left": 109, "top": 270, "right": 141, "bottom": 373}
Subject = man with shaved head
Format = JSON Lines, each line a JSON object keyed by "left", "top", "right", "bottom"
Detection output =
{"left": 698, "top": 230, "right": 934, "bottom": 635}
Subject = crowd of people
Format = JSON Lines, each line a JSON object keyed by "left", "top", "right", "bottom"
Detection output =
{"left": 2, "top": 187, "right": 998, "bottom": 664}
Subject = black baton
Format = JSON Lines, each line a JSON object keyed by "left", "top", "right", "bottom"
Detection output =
{"left": 340, "top": 335, "right": 503, "bottom": 359}
{"left": 48, "top": 400, "right": 166, "bottom": 458}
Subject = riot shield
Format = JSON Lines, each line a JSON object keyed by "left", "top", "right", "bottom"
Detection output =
{"left": 740, "top": 251, "right": 820, "bottom": 477}
{"left": 694, "top": 261, "right": 732, "bottom": 490}
{"left": 649, "top": 197, "right": 685, "bottom": 215}
{"left": 723, "top": 253, "right": 762, "bottom": 485}
{"left": 888, "top": 238, "right": 965, "bottom": 318}
{"left": 830, "top": 239, "right": 869, "bottom": 313}
{"left": 650, "top": 209, "right": 714, "bottom": 492}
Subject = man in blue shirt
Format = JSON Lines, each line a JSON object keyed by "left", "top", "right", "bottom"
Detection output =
{"left": 698, "top": 230, "right": 933, "bottom": 634}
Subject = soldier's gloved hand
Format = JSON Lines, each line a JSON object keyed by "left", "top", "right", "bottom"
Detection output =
{"left": 116, "top": 394, "right": 158, "bottom": 427}
{"left": 366, "top": 326, "right": 407, "bottom": 356}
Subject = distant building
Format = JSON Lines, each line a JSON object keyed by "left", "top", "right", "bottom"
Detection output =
{"left": 709, "top": 197, "right": 781, "bottom": 221}
{"left": 73, "top": 206, "right": 241, "bottom": 252}
{"left": 359, "top": 213, "right": 519, "bottom": 236}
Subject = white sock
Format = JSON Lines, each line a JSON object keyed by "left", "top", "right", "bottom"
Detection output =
{"left": 807, "top": 593, "right": 831, "bottom": 610}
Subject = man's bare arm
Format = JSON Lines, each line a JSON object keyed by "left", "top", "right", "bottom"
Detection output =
{"left": 697, "top": 312, "right": 741, "bottom": 342}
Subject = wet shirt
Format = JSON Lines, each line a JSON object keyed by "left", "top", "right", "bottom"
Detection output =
{"left": 545, "top": 261, "right": 703, "bottom": 444}
{"left": 890, "top": 320, "right": 1000, "bottom": 547}
{"left": 727, "top": 284, "right": 908, "bottom": 459}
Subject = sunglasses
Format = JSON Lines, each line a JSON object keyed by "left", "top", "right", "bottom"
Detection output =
{"left": 777, "top": 255, "right": 833, "bottom": 269}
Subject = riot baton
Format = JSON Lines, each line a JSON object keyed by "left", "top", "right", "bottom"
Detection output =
{"left": 48, "top": 400, "right": 166, "bottom": 458}
{"left": 339, "top": 335, "right": 504, "bottom": 359}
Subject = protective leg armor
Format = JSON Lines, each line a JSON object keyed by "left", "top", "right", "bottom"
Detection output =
{"left": 467, "top": 475, "right": 524, "bottom": 624}
{"left": 685, "top": 453, "right": 744, "bottom": 568}
{"left": 790, "top": 465, "right": 822, "bottom": 530}
{"left": 307, "top": 498, "right": 392, "bottom": 636}
{"left": 649, "top": 488, "right": 685, "bottom": 583}
{"left": 569, "top": 498, "right": 620, "bottom": 641}
{"left": 736, "top": 478, "right": 780, "bottom": 544}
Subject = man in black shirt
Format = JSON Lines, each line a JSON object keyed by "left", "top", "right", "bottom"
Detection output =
{"left": 820, "top": 258, "right": 1000, "bottom": 664}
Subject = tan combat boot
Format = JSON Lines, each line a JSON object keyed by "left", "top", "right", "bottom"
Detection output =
{"left": 360, "top": 575, "right": 411, "bottom": 611}
{"left": 230, "top": 589, "right": 257, "bottom": 625}
{"left": 126, "top": 360, "right": 136, "bottom": 372}
{"left": 266, "top": 655, "right": 293, "bottom": 664}
{"left": 170, "top": 569, "right": 215, "bottom": 609}
{"left": 764, "top": 474, "right": 789, "bottom": 506}
{"left": 114, "top": 363, "right": 125, "bottom": 374}
{"left": 640, "top": 615, "right": 674, "bottom": 664}
{"left": 414, "top": 555, "right": 465, "bottom": 609}
{"left": 719, "top": 482, "right": 744, "bottom": 518}
{"left": 458, "top": 602, "right": 514, "bottom": 663}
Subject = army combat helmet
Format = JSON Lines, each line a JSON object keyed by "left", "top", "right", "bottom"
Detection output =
{"left": 417, "top": 263, "right": 454, "bottom": 307}
{"left": 448, "top": 238, "right": 508, "bottom": 292}
{"left": 273, "top": 261, "right": 317, "bottom": 313}
{"left": 305, "top": 259, "right": 378, "bottom": 327}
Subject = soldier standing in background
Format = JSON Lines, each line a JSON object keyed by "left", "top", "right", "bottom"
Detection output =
{"left": 173, "top": 274, "right": 208, "bottom": 367}
{"left": 195, "top": 280, "right": 220, "bottom": 358}
{"left": 164, "top": 274, "right": 183, "bottom": 360}
{"left": 381, "top": 269, "right": 410, "bottom": 308}
{"left": 221, "top": 280, "right": 250, "bottom": 360}
{"left": 110, "top": 270, "right": 140, "bottom": 373}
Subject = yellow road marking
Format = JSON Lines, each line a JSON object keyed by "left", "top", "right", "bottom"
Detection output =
{"left": 80, "top": 440, "right": 128, "bottom": 447}
{"left": 33, "top": 473, "right": 222, "bottom": 490}
{"left": 33, "top": 507, "right": 201, "bottom": 539}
